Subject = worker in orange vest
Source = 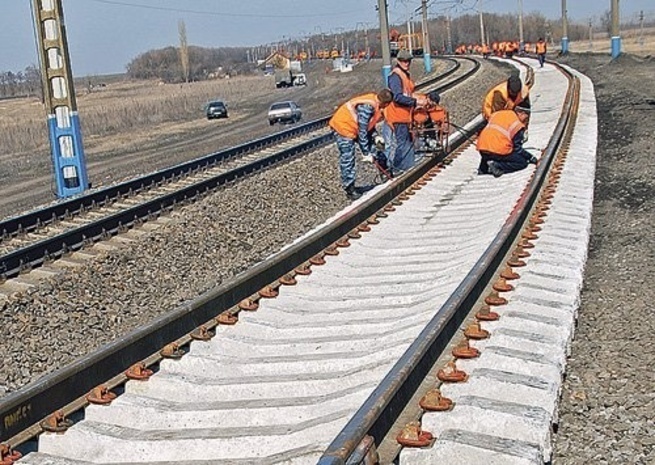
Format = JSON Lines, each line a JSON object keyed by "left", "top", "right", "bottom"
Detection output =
{"left": 476, "top": 103, "right": 537, "bottom": 177}
{"left": 382, "top": 49, "right": 428, "bottom": 174}
{"left": 482, "top": 74, "right": 531, "bottom": 121}
{"left": 536, "top": 38, "right": 547, "bottom": 67}
{"left": 329, "top": 89, "right": 393, "bottom": 200}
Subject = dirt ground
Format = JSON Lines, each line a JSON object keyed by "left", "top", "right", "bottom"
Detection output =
{"left": 551, "top": 53, "right": 655, "bottom": 464}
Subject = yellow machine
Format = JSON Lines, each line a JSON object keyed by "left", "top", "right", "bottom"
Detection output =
{"left": 398, "top": 33, "right": 423, "bottom": 56}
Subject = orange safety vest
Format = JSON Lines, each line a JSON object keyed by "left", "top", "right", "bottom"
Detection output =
{"left": 477, "top": 110, "right": 525, "bottom": 156}
{"left": 383, "top": 67, "right": 416, "bottom": 125}
{"left": 328, "top": 93, "right": 383, "bottom": 139}
{"left": 536, "top": 41, "right": 547, "bottom": 54}
{"left": 482, "top": 80, "right": 529, "bottom": 120}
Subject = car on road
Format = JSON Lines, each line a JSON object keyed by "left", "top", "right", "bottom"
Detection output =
{"left": 268, "top": 101, "right": 302, "bottom": 125}
{"left": 205, "top": 100, "right": 228, "bottom": 119}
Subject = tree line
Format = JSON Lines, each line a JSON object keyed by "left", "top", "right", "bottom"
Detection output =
{"left": 1, "top": 10, "right": 652, "bottom": 95}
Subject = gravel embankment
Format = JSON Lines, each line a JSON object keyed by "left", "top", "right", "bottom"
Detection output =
{"left": 551, "top": 53, "right": 654, "bottom": 465}
{"left": 0, "top": 60, "right": 508, "bottom": 397}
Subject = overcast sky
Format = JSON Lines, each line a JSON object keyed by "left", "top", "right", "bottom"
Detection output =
{"left": 1, "top": 0, "right": 652, "bottom": 75}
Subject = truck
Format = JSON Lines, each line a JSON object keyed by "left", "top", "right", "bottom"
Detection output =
{"left": 275, "top": 69, "right": 307, "bottom": 88}
{"left": 275, "top": 70, "right": 296, "bottom": 88}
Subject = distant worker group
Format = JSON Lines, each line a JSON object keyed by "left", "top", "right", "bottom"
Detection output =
{"left": 329, "top": 51, "right": 538, "bottom": 200}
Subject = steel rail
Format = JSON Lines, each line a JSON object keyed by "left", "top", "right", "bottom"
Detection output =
{"left": 0, "top": 58, "right": 481, "bottom": 446}
{"left": 317, "top": 62, "right": 579, "bottom": 465}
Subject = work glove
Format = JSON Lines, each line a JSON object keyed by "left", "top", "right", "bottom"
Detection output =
{"left": 361, "top": 152, "right": 375, "bottom": 163}
{"left": 373, "top": 135, "right": 386, "bottom": 151}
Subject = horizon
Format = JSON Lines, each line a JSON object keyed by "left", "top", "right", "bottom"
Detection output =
{"left": 0, "top": 0, "right": 653, "bottom": 76}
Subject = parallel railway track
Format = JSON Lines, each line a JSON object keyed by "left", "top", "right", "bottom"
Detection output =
{"left": 0, "top": 57, "right": 478, "bottom": 283}
{"left": 0, "top": 57, "right": 597, "bottom": 465}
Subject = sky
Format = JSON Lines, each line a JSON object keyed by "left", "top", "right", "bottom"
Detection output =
{"left": 1, "top": 0, "right": 653, "bottom": 76}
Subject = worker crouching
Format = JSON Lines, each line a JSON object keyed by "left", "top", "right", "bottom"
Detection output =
{"left": 476, "top": 103, "right": 538, "bottom": 177}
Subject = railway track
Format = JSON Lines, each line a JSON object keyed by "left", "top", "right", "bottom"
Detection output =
{"left": 0, "top": 57, "right": 476, "bottom": 285}
{"left": 0, "top": 56, "right": 597, "bottom": 465}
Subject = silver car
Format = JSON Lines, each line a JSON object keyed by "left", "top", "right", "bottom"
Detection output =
{"left": 268, "top": 101, "right": 302, "bottom": 125}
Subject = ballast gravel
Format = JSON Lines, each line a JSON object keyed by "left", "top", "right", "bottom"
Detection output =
{"left": 0, "top": 60, "right": 508, "bottom": 397}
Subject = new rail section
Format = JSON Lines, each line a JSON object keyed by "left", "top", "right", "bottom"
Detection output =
{"left": 0, "top": 56, "right": 592, "bottom": 465}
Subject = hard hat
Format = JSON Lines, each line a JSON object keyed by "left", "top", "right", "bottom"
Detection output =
{"left": 397, "top": 50, "right": 413, "bottom": 61}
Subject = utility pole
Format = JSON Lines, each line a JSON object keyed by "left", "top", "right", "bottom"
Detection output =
{"left": 446, "top": 15, "right": 453, "bottom": 54}
{"left": 561, "top": 0, "right": 569, "bottom": 54}
{"left": 639, "top": 10, "right": 645, "bottom": 49}
{"left": 32, "top": 0, "right": 89, "bottom": 198}
{"left": 588, "top": 18, "right": 594, "bottom": 51}
{"left": 407, "top": 16, "right": 413, "bottom": 55}
{"left": 377, "top": 0, "right": 392, "bottom": 84}
{"left": 518, "top": 0, "right": 524, "bottom": 53}
{"left": 421, "top": 0, "right": 431, "bottom": 72}
{"left": 610, "top": 0, "right": 621, "bottom": 58}
{"left": 479, "top": 10, "right": 486, "bottom": 46}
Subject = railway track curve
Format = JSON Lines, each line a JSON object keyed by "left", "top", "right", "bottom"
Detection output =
{"left": 0, "top": 56, "right": 597, "bottom": 465}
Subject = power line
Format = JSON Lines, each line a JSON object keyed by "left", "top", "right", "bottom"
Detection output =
{"left": 88, "top": 0, "right": 368, "bottom": 19}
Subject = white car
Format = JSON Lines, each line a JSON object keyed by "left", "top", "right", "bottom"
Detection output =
{"left": 268, "top": 101, "right": 302, "bottom": 125}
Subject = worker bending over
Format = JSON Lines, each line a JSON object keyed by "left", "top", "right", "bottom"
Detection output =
{"left": 482, "top": 74, "right": 530, "bottom": 121}
{"left": 476, "top": 103, "right": 538, "bottom": 177}
{"left": 329, "top": 89, "right": 393, "bottom": 200}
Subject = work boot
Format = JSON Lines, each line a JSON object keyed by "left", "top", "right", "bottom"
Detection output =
{"left": 345, "top": 183, "right": 362, "bottom": 201}
{"left": 487, "top": 161, "right": 504, "bottom": 178}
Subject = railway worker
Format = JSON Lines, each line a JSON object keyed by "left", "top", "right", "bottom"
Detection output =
{"left": 536, "top": 38, "right": 547, "bottom": 68}
{"left": 382, "top": 49, "right": 428, "bottom": 175}
{"left": 481, "top": 43, "right": 491, "bottom": 59}
{"left": 328, "top": 88, "right": 393, "bottom": 200}
{"left": 476, "top": 103, "right": 538, "bottom": 177}
{"left": 482, "top": 74, "right": 531, "bottom": 121}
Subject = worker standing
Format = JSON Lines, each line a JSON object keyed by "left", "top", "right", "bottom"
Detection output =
{"left": 536, "top": 38, "right": 547, "bottom": 68}
{"left": 476, "top": 104, "right": 537, "bottom": 177}
{"left": 482, "top": 74, "right": 530, "bottom": 121}
{"left": 382, "top": 49, "right": 427, "bottom": 174}
{"left": 329, "top": 89, "right": 393, "bottom": 200}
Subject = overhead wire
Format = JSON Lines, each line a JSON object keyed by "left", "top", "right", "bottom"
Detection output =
{"left": 87, "top": 0, "right": 368, "bottom": 19}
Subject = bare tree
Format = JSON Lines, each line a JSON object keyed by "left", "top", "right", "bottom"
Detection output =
{"left": 178, "top": 19, "right": 190, "bottom": 83}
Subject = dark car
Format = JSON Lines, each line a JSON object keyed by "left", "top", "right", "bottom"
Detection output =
{"left": 267, "top": 101, "right": 302, "bottom": 125}
{"left": 206, "top": 100, "right": 228, "bottom": 119}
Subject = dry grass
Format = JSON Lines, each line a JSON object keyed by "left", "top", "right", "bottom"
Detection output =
{"left": 568, "top": 27, "right": 655, "bottom": 55}
{"left": 0, "top": 76, "right": 273, "bottom": 156}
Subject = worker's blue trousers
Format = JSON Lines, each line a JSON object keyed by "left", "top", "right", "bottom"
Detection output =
{"left": 479, "top": 151, "right": 529, "bottom": 174}
{"left": 381, "top": 122, "right": 416, "bottom": 173}
{"left": 336, "top": 134, "right": 357, "bottom": 189}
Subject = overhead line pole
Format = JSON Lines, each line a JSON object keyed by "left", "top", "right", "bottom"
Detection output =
{"left": 518, "top": 0, "right": 524, "bottom": 53}
{"left": 377, "top": 0, "right": 392, "bottom": 85}
{"left": 32, "top": 0, "right": 89, "bottom": 198}
{"left": 561, "top": 0, "right": 569, "bottom": 54}
{"left": 610, "top": 0, "right": 621, "bottom": 59}
{"left": 421, "top": 0, "right": 432, "bottom": 73}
